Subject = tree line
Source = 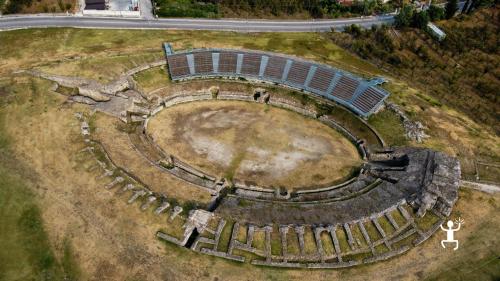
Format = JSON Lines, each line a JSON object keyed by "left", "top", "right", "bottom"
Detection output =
{"left": 1, "top": 0, "right": 73, "bottom": 14}
{"left": 154, "top": 0, "right": 395, "bottom": 18}
{"left": 334, "top": 6, "right": 500, "bottom": 134}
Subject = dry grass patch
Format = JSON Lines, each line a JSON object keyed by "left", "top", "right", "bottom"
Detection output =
{"left": 134, "top": 65, "right": 171, "bottom": 94}
{"left": 350, "top": 223, "right": 368, "bottom": 248}
{"left": 286, "top": 230, "right": 301, "bottom": 255}
{"left": 216, "top": 220, "right": 234, "bottom": 253}
{"left": 235, "top": 224, "right": 248, "bottom": 243}
{"left": 335, "top": 227, "right": 351, "bottom": 253}
{"left": 390, "top": 209, "right": 408, "bottom": 228}
{"left": 377, "top": 216, "right": 396, "bottom": 236}
{"left": 303, "top": 227, "right": 318, "bottom": 255}
{"left": 271, "top": 228, "right": 282, "bottom": 256}
{"left": 320, "top": 231, "right": 335, "bottom": 256}
{"left": 93, "top": 113, "right": 212, "bottom": 204}
{"left": 37, "top": 52, "right": 163, "bottom": 84}
{"left": 251, "top": 230, "right": 266, "bottom": 252}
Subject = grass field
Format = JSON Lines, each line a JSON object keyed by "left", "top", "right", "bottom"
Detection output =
{"left": 133, "top": 65, "right": 171, "bottom": 94}
{"left": 0, "top": 78, "right": 80, "bottom": 280}
{"left": 0, "top": 27, "right": 498, "bottom": 280}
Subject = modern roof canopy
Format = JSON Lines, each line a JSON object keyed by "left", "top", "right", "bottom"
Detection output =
{"left": 164, "top": 43, "right": 389, "bottom": 117}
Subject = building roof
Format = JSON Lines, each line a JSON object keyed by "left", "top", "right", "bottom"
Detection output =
{"left": 85, "top": 0, "right": 105, "bottom": 9}
{"left": 427, "top": 22, "right": 446, "bottom": 39}
{"left": 85, "top": 3, "right": 105, "bottom": 10}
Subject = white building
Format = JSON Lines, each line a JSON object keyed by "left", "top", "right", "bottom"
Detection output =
{"left": 427, "top": 22, "right": 446, "bottom": 41}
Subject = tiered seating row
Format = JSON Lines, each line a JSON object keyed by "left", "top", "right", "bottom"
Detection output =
{"left": 165, "top": 47, "right": 389, "bottom": 117}
{"left": 331, "top": 75, "right": 359, "bottom": 102}
{"left": 286, "top": 61, "right": 311, "bottom": 86}
{"left": 166, "top": 54, "right": 190, "bottom": 77}
{"left": 193, "top": 52, "right": 213, "bottom": 74}
{"left": 241, "top": 53, "right": 262, "bottom": 76}
{"left": 352, "top": 87, "right": 387, "bottom": 114}
{"left": 309, "top": 67, "right": 336, "bottom": 93}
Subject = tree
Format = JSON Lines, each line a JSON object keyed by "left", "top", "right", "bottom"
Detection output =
{"left": 412, "top": 11, "right": 430, "bottom": 29}
{"left": 428, "top": 5, "right": 445, "bottom": 21}
{"left": 4, "top": 0, "right": 33, "bottom": 14}
{"left": 345, "top": 24, "right": 363, "bottom": 37}
{"left": 461, "top": 0, "right": 471, "bottom": 13}
{"left": 445, "top": 0, "right": 458, "bottom": 19}
{"left": 395, "top": 5, "right": 414, "bottom": 28}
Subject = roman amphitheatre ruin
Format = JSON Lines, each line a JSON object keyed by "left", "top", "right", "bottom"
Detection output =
{"left": 24, "top": 43, "right": 461, "bottom": 269}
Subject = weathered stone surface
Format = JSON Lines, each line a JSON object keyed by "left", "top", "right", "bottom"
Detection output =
{"left": 77, "top": 86, "right": 110, "bottom": 102}
{"left": 102, "top": 77, "right": 130, "bottom": 95}
{"left": 183, "top": 209, "right": 214, "bottom": 235}
{"left": 127, "top": 104, "right": 150, "bottom": 116}
{"left": 71, "top": 95, "right": 97, "bottom": 105}
{"left": 128, "top": 189, "right": 147, "bottom": 204}
{"left": 141, "top": 196, "right": 157, "bottom": 210}
{"left": 105, "top": 176, "right": 124, "bottom": 189}
{"left": 80, "top": 121, "right": 90, "bottom": 136}
{"left": 155, "top": 201, "right": 171, "bottom": 214}
{"left": 416, "top": 151, "right": 461, "bottom": 217}
{"left": 209, "top": 86, "right": 219, "bottom": 99}
{"left": 170, "top": 206, "right": 183, "bottom": 221}
{"left": 218, "top": 147, "right": 460, "bottom": 225}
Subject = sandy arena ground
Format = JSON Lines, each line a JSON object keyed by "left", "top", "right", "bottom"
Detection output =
{"left": 147, "top": 100, "right": 362, "bottom": 189}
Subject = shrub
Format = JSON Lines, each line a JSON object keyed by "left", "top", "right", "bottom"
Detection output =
{"left": 412, "top": 10, "right": 430, "bottom": 29}
{"left": 156, "top": 1, "right": 219, "bottom": 18}
{"left": 344, "top": 24, "right": 363, "bottom": 37}
{"left": 428, "top": 5, "right": 445, "bottom": 21}
{"left": 57, "top": 0, "right": 64, "bottom": 11}
{"left": 388, "top": 54, "right": 402, "bottom": 65}
{"left": 395, "top": 5, "right": 414, "bottom": 28}
{"left": 445, "top": 0, "right": 458, "bottom": 19}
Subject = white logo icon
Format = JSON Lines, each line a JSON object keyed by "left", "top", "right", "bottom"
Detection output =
{"left": 440, "top": 217, "right": 464, "bottom": 250}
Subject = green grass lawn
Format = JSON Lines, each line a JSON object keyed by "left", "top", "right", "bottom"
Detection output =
{"left": 368, "top": 109, "right": 409, "bottom": 146}
{"left": 134, "top": 66, "right": 171, "bottom": 94}
{"left": 0, "top": 166, "right": 61, "bottom": 281}
{"left": 0, "top": 89, "right": 80, "bottom": 281}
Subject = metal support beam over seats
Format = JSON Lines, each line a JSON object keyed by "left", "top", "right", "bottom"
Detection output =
{"left": 212, "top": 53, "right": 220, "bottom": 73}
{"left": 163, "top": 43, "right": 174, "bottom": 55}
{"left": 326, "top": 72, "right": 342, "bottom": 96}
{"left": 281, "top": 59, "right": 293, "bottom": 82}
{"left": 259, "top": 55, "right": 269, "bottom": 78}
{"left": 304, "top": 65, "right": 317, "bottom": 89}
{"left": 236, "top": 54, "right": 244, "bottom": 75}
{"left": 186, "top": 54, "right": 195, "bottom": 75}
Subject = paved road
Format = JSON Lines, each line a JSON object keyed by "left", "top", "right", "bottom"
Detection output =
{"left": 0, "top": 15, "right": 394, "bottom": 32}
{"left": 462, "top": 180, "right": 500, "bottom": 194}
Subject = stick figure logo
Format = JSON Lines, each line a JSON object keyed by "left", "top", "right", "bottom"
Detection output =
{"left": 440, "top": 217, "right": 464, "bottom": 250}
